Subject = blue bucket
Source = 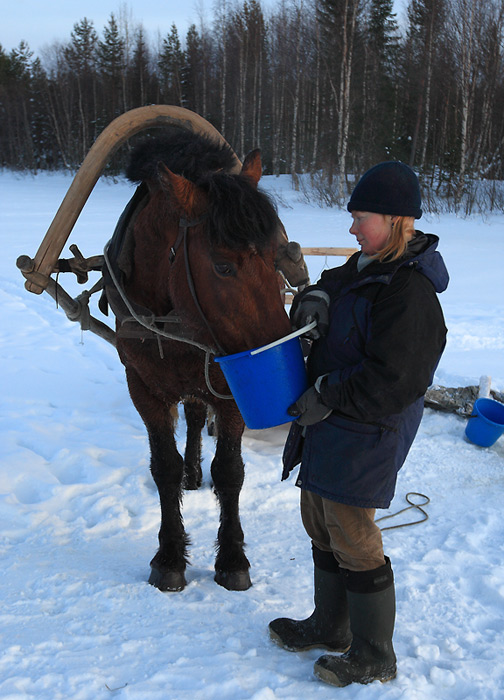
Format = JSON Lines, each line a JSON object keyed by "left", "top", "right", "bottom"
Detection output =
{"left": 214, "top": 321, "right": 316, "bottom": 430}
{"left": 465, "top": 397, "right": 504, "bottom": 447}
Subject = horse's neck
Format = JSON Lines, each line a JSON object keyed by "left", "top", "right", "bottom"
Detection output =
{"left": 127, "top": 207, "right": 178, "bottom": 316}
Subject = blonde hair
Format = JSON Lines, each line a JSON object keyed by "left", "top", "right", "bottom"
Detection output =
{"left": 374, "top": 216, "right": 416, "bottom": 263}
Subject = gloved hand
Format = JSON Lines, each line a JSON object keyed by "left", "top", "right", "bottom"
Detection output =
{"left": 288, "top": 385, "right": 332, "bottom": 426}
{"left": 291, "top": 289, "right": 330, "bottom": 340}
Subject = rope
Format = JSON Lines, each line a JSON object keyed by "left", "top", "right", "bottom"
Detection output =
{"left": 205, "top": 352, "right": 233, "bottom": 399}
{"left": 278, "top": 270, "right": 298, "bottom": 298}
{"left": 375, "top": 492, "right": 430, "bottom": 532}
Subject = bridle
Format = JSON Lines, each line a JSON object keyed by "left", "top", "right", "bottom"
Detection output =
{"left": 169, "top": 215, "right": 226, "bottom": 356}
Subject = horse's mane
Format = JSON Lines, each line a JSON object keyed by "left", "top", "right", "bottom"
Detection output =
{"left": 126, "top": 131, "right": 279, "bottom": 251}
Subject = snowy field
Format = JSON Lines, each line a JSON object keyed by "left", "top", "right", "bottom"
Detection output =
{"left": 0, "top": 169, "right": 503, "bottom": 700}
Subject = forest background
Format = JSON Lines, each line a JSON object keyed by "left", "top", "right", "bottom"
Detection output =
{"left": 2, "top": 0, "right": 504, "bottom": 214}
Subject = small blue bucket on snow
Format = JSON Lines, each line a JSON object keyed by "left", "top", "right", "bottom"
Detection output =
{"left": 214, "top": 321, "right": 316, "bottom": 430}
{"left": 465, "top": 397, "right": 504, "bottom": 447}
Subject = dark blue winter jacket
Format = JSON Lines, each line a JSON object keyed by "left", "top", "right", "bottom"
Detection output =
{"left": 287, "top": 232, "right": 448, "bottom": 508}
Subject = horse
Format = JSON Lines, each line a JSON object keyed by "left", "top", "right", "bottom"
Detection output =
{"left": 101, "top": 130, "right": 292, "bottom": 592}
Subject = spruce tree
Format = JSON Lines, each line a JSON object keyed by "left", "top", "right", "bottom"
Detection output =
{"left": 158, "top": 23, "right": 184, "bottom": 105}
{"left": 184, "top": 24, "right": 203, "bottom": 113}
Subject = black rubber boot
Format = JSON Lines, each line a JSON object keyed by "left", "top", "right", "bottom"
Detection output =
{"left": 269, "top": 547, "right": 352, "bottom": 652}
{"left": 314, "top": 557, "right": 397, "bottom": 686}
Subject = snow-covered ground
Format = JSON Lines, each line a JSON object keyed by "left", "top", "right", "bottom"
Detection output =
{"left": 0, "top": 170, "right": 503, "bottom": 700}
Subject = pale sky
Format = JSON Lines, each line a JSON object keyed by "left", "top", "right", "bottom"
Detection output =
{"left": 1, "top": 0, "right": 208, "bottom": 55}
{"left": 2, "top": 0, "right": 409, "bottom": 57}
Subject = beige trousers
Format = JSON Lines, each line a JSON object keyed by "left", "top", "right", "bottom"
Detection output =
{"left": 300, "top": 489, "right": 385, "bottom": 572}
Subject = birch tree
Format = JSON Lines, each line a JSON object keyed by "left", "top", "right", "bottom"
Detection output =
{"left": 317, "top": 0, "right": 361, "bottom": 192}
{"left": 472, "top": 1, "right": 504, "bottom": 175}
{"left": 448, "top": 0, "right": 478, "bottom": 201}
{"left": 213, "top": 0, "right": 231, "bottom": 136}
{"left": 406, "top": 0, "right": 447, "bottom": 171}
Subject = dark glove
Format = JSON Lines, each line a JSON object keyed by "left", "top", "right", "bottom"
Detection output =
{"left": 288, "top": 385, "right": 332, "bottom": 426}
{"left": 291, "top": 289, "right": 330, "bottom": 340}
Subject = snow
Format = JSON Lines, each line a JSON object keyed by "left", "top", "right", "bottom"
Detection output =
{"left": 0, "top": 169, "right": 503, "bottom": 699}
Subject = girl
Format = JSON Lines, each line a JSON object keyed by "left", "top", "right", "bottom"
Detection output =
{"left": 270, "top": 161, "right": 448, "bottom": 687}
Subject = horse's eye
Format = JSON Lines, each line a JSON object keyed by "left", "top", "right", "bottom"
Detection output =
{"left": 214, "top": 262, "right": 235, "bottom": 277}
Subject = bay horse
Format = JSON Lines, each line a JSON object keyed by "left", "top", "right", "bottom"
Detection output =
{"left": 102, "top": 130, "right": 291, "bottom": 592}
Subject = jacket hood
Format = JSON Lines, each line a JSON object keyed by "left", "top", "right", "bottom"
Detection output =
{"left": 403, "top": 232, "right": 449, "bottom": 293}
{"left": 354, "top": 231, "right": 449, "bottom": 294}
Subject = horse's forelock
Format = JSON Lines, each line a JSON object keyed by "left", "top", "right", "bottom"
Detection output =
{"left": 126, "top": 133, "right": 278, "bottom": 252}
{"left": 203, "top": 173, "right": 278, "bottom": 252}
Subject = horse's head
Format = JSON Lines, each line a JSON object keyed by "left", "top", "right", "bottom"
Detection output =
{"left": 127, "top": 133, "right": 291, "bottom": 355}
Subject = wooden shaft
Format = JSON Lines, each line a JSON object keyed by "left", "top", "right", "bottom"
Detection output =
{"left": 20, "top": 105, "right": 242, "bottom": 295}
{"left": 301, "top": 247, "right": 357, "bottom": 257}
{"left": 283, "top": 248, "right": 358, "bottom": 304}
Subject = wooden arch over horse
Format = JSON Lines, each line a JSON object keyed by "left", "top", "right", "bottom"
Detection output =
{"left": 18, "top": 105, "right": 308, "bottom": 300}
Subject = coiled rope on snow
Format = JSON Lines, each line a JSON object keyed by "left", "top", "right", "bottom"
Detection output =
{"left": 375, "top": 492, "right": 430, "bottom": 532}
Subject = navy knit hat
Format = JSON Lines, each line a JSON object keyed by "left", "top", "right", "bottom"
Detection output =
{"left": 347, "top": 161, "right": 422, "bottom": 219}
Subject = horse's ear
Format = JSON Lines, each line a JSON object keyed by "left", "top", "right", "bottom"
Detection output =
{"left": 158, "top": 163, "right": 200, "bottom": 214}
{"left": 241, "top": 149, "right": 262, "bottom": 187}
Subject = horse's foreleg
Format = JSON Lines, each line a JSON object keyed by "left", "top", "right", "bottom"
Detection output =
{"left": 125, "top": 367, "right": 189, "bottom": 592}
{"left": 211, "top": 429, "right": 251, "bottom": 591}
{"left": 147, "top": 427, "right": 189, "bottom": 592}
{"left": 182, "top": 399, "right": 206, "bottom": 490}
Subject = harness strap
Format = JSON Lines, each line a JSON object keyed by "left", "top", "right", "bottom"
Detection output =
{"left": 178, "top": 216, "right": 227, "bottom": 356}
{"left": 103, "top": 238, "right": 213, "bottom": 354}
{"left": 169, "top": 216, "right": 207, "bottom": 263}
{"left": 169, "top": 226, "right": 185, "bottom": 263}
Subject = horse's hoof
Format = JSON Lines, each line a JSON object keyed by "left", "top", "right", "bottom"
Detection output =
{"left": 149, "top": 566, "right": 186, "bottom": 592}
{"left": 183, "top": 467, "right": 203, "bottom": 491}
{"left": 183, "top": 477, "right": 202, "bottom": 491}
{"left": 214, "top": 569, "right": 252, "bottom": 591}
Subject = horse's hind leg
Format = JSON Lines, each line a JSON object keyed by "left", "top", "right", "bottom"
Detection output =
{"left": 182, "top": 399, "right": 206, "bottom": 490}
{"left": 125, "top": 367, "right": 189, "bottom": 592}
{"left": 210, "top": 409, "right": 251, "bottom": 591}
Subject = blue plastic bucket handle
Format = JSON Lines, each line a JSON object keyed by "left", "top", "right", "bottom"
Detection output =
{"left": 465, "top": 397, "right": 504, "bottom": 447}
